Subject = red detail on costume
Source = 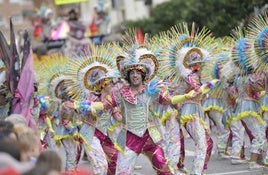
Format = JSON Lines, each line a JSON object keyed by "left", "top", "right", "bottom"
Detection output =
{"left": 246, "top": 87, "right": 260, "bottom": 99}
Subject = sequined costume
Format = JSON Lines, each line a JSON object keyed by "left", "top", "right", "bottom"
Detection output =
{"left": 246, "top": 13, "right": 268, "bottom": 171}
{"left": 112, "top": 85, "right": 172, "bottom": 175}
{"left": 112, "top": 45, "right": 172, "bottom": 175}
{"left": 174, "top": 71, "right": 214, "bottom": 175}
{"left": 35, "top": 55, "right": 80, "bottom": 172}
{"left": 261, "top": 74, "right": 268, "bottom": 138}
{"left": 222, "top": 75, "right": 246, "bottom": 163}
{"left": 64, "top": 43, "right": 122, "bottom": 175}
{"left": 157, "top": 23, "right": 217, "bottom": 175}
{"left": 230, "top": 28, "right": 266, "bottom": 169}
{"left": 233, "top": 73, "right": 265, "bottom": 160}
{"left": 54, "top": 102, "right": 79, "bottom": 171}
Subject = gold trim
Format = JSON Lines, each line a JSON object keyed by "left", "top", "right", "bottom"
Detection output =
{"left": 183, "top": 48, "right": 203, "bottom": 69}
{"left": 55, "top": 80, "right": 65, "bottom": 99}
{"left": 122, "top": 64, "right": 147, "bottom": 78}
{"left": 84, "top": 66, "right": 108, "bottom": 91}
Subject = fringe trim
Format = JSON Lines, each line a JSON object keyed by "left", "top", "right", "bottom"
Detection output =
{"left": 160, "top": 109, "right": 178, "bottom": 124}
{"left": 260, "top": 105, "right": 268, "bottom": 114}
{"left": 236, "top": 111, "right": 264, "bottom": 125}
{"left": 180, "top": 114, "right": 208, "bottom": 130}
{"left": 203, "top": 105, "right": 224, "bottom": 113}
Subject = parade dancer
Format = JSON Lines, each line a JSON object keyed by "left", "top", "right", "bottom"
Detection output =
{"left": 230, "top": 27, "right": 265, "bottom": 170}
{"left": 247, "top": 12, "right": 268, "bottom": 172}
{"left": 63, "top": 43, "right": 123, "bottom": 175}
{"left": 160, "top": 23, "right": 218, "bottom": 175}
{"left": 202, "top": 52, "right": 230, "bottom": 159}
{"left": 111, "top": 42, "right": 173, "bottom": 174}
{"left": 170, "top": 48, "right": 216, "bottom": 175}
{"left": 31, "top": 94, "right": 57, "bottom": 150}
{"left": 221, "top": 59, "right": 247, "bottom": 165}
{"left": 62, "top": 20, "right": 92, "bottom": 56}
{"left": 36, "top": 55, "right": 79, "bottom": 171}
{"left": 151, "top": 33, "right": 188, "bottom": 174}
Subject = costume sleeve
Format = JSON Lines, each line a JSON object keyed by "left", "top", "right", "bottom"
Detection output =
{"left": 111, "top": 89, "right": 121, "bottom": 108}
{"left": 187, "top": 73, "right": 202, "bottom": 90}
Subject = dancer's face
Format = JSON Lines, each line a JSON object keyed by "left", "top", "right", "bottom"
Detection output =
{"left": 190, "top": 63, "right": 202, "bottom": 72}
{"left": 129, "top": 70, "right": 143, "bottom": 87}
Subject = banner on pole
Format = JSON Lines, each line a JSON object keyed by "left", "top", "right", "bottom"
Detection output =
{"left": 54, "top": 0, "right": 88, "bottom": 5}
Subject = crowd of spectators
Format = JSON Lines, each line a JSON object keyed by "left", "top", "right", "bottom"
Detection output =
{"left": 0, "top": 114, "right": 92, "bottom": 175}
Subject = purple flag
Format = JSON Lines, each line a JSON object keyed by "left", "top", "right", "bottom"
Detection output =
{"left": 12, "top": 36, "right": 36, "bottom": 130}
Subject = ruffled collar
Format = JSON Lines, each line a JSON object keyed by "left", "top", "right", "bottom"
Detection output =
{"left": 121, "top": 85, "right": 145, "bottom": 104}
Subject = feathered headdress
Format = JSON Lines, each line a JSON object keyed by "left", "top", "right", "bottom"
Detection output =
{"left": 231, "top": 27, "right": 256, "bottom": 75}
{"left": 218, "top": 37, "right": 240, "bottom": 82}
{"left": 156, "top": 22, "right": 218, "bottom": 82}
{"left": 201, "top": 37, "right": 233, "bottom": 82}
{"left": 247, "top": 11, "right": 268, "bottom": 73}
{"left": 64, "top": 43, "right": 120, "bottom": 101}
{"left": 114, "top": 28, "right": 159, "bottom": 83}
{"left": 35, "top": 54, "right": 70, "bottom": 102}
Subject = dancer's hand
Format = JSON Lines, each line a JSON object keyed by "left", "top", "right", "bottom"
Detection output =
{"left": 62, "top": 101, "right": 75, "bottom": 109}
{"left": 113, "top": 111, "right": 122, "bottom": 122}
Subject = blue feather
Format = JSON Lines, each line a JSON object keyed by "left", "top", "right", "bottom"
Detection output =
{"left": 146, "top": 79, "right": 162, "bottom": 97}
{"left": 235, "top": 38, "right": 252, "bottom": 73}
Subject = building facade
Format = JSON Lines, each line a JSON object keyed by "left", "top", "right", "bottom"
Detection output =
{"left": 80, "top": 0, "right": 169, "bottom": 26}
{"left": 0, "top": 0, "right": 34, "bottom": 37}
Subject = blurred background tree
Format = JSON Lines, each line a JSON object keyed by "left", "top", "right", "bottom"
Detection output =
{"left": 125, "top": 0, "right": 268, "bottom": 37}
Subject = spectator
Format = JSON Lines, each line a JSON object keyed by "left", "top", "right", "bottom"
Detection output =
{"left": 0, "top": 152, "right": 34, "bottom": 175}
{"left": 96, "top": 10, "right": 110, "bottom": 36}
{"left": 89, "top": 6, "right": 100, "bottom": 37}
{"left": 0, "top": 139, "right": 21, "bottom": 161}
{"left": 0, "top": 120, "right": 17, "bottom": 141}
{"left": 0, "top": 140, "right": 34, "bottom": 175}
{"left": 5, "top": 114, "right": 27, "bottom": 126}
{"left": 24, "top": 150, "right": 62, "bottom": 175}
{"left": 68, "top": 9, "right": 79, "bottom": 22}
{"left": 36, "top": 150, "right": 62, "bottom": 172}
{"left": 23, "top": 164, "right": 60, "bottom": 175}
{"left": 13, "top": 125, "right": 40, "bottom": 162}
